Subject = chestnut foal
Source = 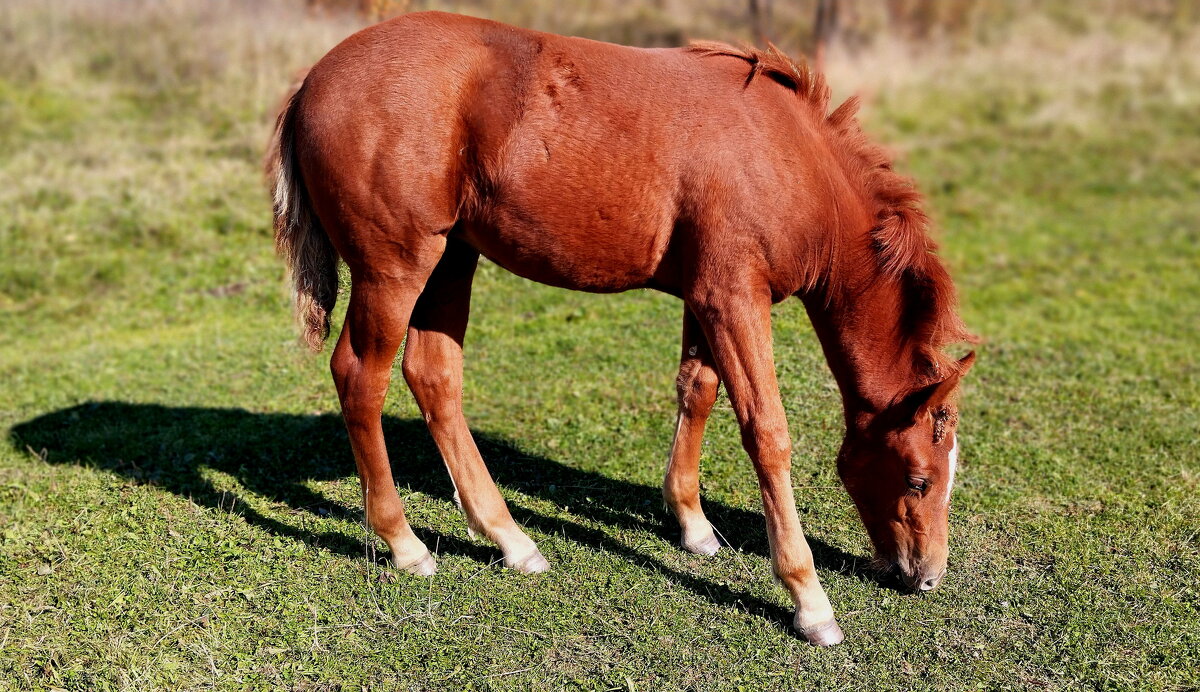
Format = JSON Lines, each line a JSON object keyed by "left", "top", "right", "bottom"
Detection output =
{"left": 269, "top": 12, "right": 976, "bottom": 646}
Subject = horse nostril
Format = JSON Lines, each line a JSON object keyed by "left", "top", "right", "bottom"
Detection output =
{"left": 919, "top": 572, "right": 944, "bottom": 592}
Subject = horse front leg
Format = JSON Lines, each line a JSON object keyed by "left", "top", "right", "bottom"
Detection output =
{"left": 663, "top": 306, "right": 722, "bottom": 555}
{"left": 689, "top": 287, "right": 844, "bottom": 646}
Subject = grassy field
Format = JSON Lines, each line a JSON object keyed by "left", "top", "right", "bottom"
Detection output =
{"left": 2, "top": 1, "right": 1199, "bottom": 689}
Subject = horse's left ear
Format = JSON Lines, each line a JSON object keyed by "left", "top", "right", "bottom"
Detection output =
{"left": 894, "top": 351, "right": 975, "bottom": 425}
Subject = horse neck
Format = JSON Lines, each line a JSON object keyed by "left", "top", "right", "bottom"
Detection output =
{"left": 801, "top": 266, "right": 920, "bottom": 427}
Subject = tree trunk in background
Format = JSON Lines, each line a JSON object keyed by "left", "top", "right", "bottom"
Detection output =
{"left": 814, "top": 0, "right": 839, "bottom": 72}
{"left": 748, "top": 0, "right": 773, "bottom": 46}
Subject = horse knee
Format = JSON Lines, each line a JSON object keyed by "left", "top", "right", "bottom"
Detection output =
{"left": 742, "top": 420, "right": 792, "bottom": 464}
{"left": 330, "top": 338, "right": 392, "bottom": 425}
{"left": 676, "top": 362, "right": 718, "bottom": 415}
{"left": 330, "top": 340, "right": 356, "bottom": 395}
{"left": 329, "top": 340, "right": 370, "bottom": 416}
{"left": 402, "top": 353, "right": 458, "bottom": 421}
{"left": 403, "top": 365, "right": 455, "bottom": 401}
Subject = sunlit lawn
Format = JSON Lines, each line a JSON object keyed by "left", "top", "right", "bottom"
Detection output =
{"left": 1, "top": 2, "right": 1197, "bottom": 689}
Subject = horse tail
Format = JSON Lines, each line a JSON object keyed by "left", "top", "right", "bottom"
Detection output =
{"left": 268, "top": 79, "right": 340, "bottom": 352}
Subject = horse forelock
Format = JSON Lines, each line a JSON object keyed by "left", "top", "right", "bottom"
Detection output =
{"left": 688, "top": 41, "right": 977, "bottom": 372}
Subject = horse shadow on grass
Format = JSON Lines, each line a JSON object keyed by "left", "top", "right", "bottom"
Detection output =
{"left": 10, "top": 401, "right": 896, "bottom": 631}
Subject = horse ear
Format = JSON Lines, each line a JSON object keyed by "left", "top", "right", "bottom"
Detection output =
{"left": 893, "top": 351, "right": 974, "bottom": 426}
{"left": 955, "top": 350, "right": 976, "bottom": 377}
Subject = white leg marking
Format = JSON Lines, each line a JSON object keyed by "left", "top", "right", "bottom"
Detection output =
{"left": 663, "top": 412, "right": 685, "bottom": 490}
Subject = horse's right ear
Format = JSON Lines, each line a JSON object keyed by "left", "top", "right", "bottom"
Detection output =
{"left": 892, "top": 351, "right": 974, "bottom": 426}
{"left": 955, "top": 351, "right": 976, "bottom": 377}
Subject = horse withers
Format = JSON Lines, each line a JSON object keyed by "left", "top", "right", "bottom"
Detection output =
{"left": 268, "top": 11, "right": 977, "bottom": 646}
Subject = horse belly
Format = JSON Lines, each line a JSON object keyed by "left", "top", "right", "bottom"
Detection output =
{"left": 458, "top": 175, "right": 674, "bottom": 293}
{"left": 457, "top": 215, "right": 662, "bottom": 293}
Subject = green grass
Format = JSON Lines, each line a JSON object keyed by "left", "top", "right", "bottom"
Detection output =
{"left": 2, "top": 2, "right": 1198, "bottom": 689}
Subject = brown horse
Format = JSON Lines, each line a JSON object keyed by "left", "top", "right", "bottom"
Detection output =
{"left": 269, "top": 11, "right": 976, "bottom": 647}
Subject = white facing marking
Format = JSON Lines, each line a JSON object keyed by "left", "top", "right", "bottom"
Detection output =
{"left": 944, "top": 433, "right": 958, "bottom": 505}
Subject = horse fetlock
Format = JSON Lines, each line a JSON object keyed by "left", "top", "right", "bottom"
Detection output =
{"left": 796, "top": 617, "right": 845, "bottom": 647}
{"left": 668, "top": 500, "right": 720, "bottom": 555}
{"left": 491, "top": 529, "right": 549, "bottom": 574}
{"left": 681, "top": 524, "right": 721, "bottom": 556}
{"left": 505, "top": 547, "right": 551, "bottom": 574}
{"left": 790, "top": 581, "right": 839, "bottom": 644}
{"left": 393, "top": 550, "right": 437, "bottom": 577}
{"left": 382, "top": 531, "right": 435, "bottom": 576}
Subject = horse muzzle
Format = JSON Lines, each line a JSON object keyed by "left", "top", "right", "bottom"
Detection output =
{"left": 901, "top": 565, "right": 946, "bottom": 593}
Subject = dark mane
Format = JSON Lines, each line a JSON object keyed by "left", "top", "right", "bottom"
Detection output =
{"left": 687, "top": 41, "right": 978, "bottom": 376}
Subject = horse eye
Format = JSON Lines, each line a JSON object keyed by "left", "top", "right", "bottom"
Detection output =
{"left": 907, "top": 476, "right": 928, "bottom": 492}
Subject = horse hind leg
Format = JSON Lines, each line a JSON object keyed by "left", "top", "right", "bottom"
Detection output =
{"left": 663, "top": 306, "right": 722, "bottom": 556}
{"left": 330, "top": 247, "right": 445, "bottom": 575}
{"left": 402, "top": 241, "right": 549, "bottom": 573}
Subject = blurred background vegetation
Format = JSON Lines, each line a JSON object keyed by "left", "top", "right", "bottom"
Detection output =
{"left": 313, "top": 0, "right": 1200, "bottom": 53}
{"left": 1, "top": 1, "right": 1198, "bottom": 688}
{"left": 2, "top": 0, "right": 1197, "bottom": 318}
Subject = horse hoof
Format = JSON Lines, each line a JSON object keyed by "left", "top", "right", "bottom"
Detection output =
{"left": 682, "top": 533, "right": 721, "bottom": 556}
{"left": 397, "top": 552, "right": 437, "bottom": 577}
{"left": 507, "top": 550, "right": 551, "bottom": 574}
{"left": 799, "top": 619, "right": 845, "bottom": 647}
